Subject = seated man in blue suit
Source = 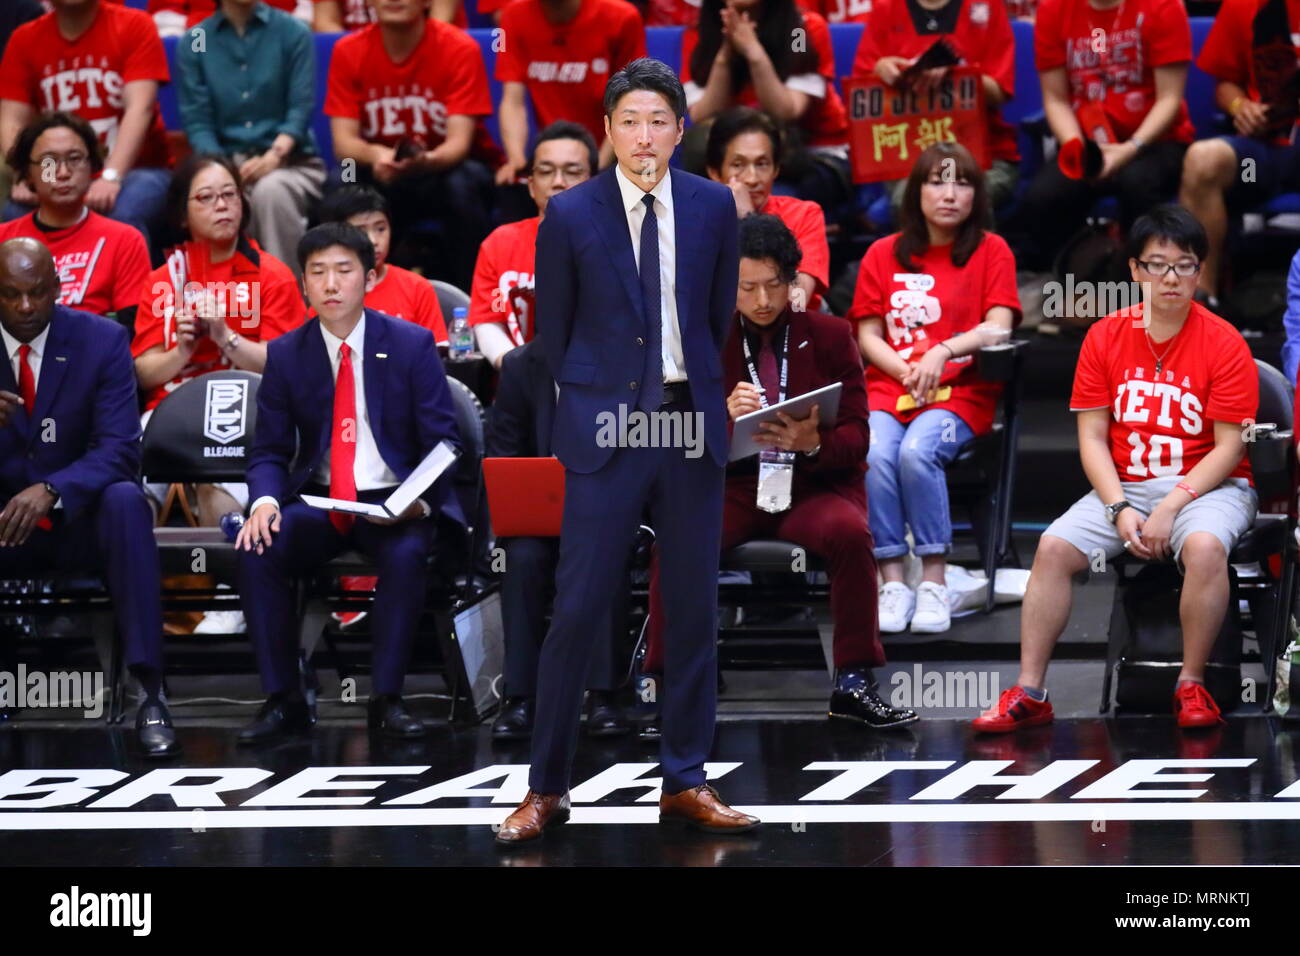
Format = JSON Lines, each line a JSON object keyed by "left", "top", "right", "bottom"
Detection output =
{"left": 233, "top": 222, "right": 463, "bottom": 743}
{"left": 0, "top": 237, "right": 176, "bottom": 757}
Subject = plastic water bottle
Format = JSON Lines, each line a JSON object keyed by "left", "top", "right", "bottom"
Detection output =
{"left": 219, "top": 511, "right": 245, "bottom": 543}
{"left": 449, "top": 307, "right": 474, "bottom": 359}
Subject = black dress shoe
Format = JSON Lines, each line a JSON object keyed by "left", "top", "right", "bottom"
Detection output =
{"left": 237, "top": 693, "right": 313, "bottom": 745}
{"left": 829, "top": 680, "right": 919, "bottom": 729}
{"left": 638, "top": 714, "right": 661, "bottom": 742}
{"left": 368, "top": 694, "right": 426, "bottom": 739}
{"left": 585, "top": 691, "right": 631, "bottom": 737}
{"left": 492, "top": 696, "right": 534, "bottom": 741}
{"left": 135, "top": 698, "right": 180, "bottom": 757}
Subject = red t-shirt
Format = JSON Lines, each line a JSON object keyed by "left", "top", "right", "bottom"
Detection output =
{"left": 0, "top": 210, "right": 149, "bottom": 317}
{"left": 1069, "top": 301, "right": 1257, "bottom": 483}
{"left": 1197, "top": 0, "right": 1300, "bottom": 144}
{"left": 797, "top": 0, "right": 873, "bottom": 25}
{"left": 496, "top": 0, "right": 646, "bottom": 144}
{"left": 133, "top": 239, "right": 305, "bottom": 411}
{"left": 851, "top": 0, "right": 1020, "bottom": 162}
{"left": 1035, "top": 0, "right": 1195, "bottom": 144}
{"left": 645, "top": 0, "right": 700, "bottom": 26}
{"left": 307, "top": 0, "right": 468, "bottom": 31}
{"left": 149, "top": 0, "right": 300, "bottom": 28}
{"left": 0, "top": 4, "right": 172, "bottom": 169}
{"left": 847, "top": 231, "right": 1022, "bottom": 435}
{"left": 681, "top": 12, "right": 849, "bottom": 149}
{"left": 468, "top": 216, "right": 538, "bottom": 346}
{"left": 324, "top": 20, "right": 492, "bottom": 152}
{"left": 367, "top": 263, "right": 448, "bottom": 343}
{"left": 763, "top": 192, "right": 830, "bottom": 299}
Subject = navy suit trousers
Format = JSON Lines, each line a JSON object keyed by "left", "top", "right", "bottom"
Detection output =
{"left": 236, "top": 495, "right": 436, "bottom": 696}
{"left": 529, "top": 397, "right": 725, "bottom": 794}
{"left": 0, "top": 481, "right": 163, "bottom": 672}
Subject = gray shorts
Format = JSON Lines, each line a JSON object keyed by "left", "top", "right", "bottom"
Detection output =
{"left": 1043, "top": 476, "right": 1258, "bottom": 570}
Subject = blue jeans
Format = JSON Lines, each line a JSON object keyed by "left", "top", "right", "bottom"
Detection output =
{"left": 866, "top": 407, "right": 974, "bottom": 559}
{"left": 3, "top": 166, "right": 170, "bottom": 258}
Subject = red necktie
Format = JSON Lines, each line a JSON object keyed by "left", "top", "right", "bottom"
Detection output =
{"left": 17, "top": 344, "right": 36, "bottom": 412}
{"left": 329, "top": 342, "right": 357, "bottom": 535}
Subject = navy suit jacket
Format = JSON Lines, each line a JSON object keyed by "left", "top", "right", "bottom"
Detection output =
{"left": 485, "top": 339, "right": 554, "bottom": 459}
{"left": 246, "top": 308, "right": 464, "bottom": 525}
{"left": 535, "top": 165, "right": 739, "bottom": 471}
{"left": 0, "top": 306, "right": 141, "bottom": 518}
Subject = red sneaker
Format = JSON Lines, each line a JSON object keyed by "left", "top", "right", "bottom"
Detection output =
{"left": 971, "top": 685, "right": 1054, "bottom": 733}
{"left": 1173, "top": 681, "right": 1224, "bottom": 728}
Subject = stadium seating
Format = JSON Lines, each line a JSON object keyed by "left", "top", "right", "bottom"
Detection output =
{"left": 156, "top": 19, "right": 1300, "bottom": 226}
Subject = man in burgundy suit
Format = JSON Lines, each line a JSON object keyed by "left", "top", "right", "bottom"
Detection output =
{"left": 645, "top": 214, "right": 918, "bottom": 728}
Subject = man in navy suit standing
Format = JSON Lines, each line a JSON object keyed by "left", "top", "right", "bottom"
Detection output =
{"left": 234, "top": 222, "right": 462, "bottom": 743}
{"left": 0, "top": 237, "right": 176, "bottom": 756}
{"left": 497, "top": 58, "right": 758, "bottom": 843}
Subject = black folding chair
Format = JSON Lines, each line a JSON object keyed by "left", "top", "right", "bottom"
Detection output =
{"left": 945, "top": 340, "right": 1029, "bottom": 612}
{"left": 1099, "top": 359, "right": 1295, "bottom": 712}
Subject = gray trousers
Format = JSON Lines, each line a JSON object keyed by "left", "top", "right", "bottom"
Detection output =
{"left": 237, "top": 153, "right": 326, "bottom": 274}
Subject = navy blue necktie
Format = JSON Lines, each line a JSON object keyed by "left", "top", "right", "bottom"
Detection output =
{"left": 639, "top": 192, "right": 664, "bottom": 411}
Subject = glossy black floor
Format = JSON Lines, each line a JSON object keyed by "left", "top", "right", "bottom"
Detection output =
{"left": 5, "top": 709, "right": 1300, "bottom": 866}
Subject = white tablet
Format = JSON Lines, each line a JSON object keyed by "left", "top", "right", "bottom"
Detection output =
{"left": 728, "top": 382, "right": 842, "bottom": 462}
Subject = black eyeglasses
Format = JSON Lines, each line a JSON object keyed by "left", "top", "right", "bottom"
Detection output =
{"left": 31, "top": 152, "right": 90, "bottom": 171}
{"left": 1136, "top": 259, "right": 1201, "bottom": 278}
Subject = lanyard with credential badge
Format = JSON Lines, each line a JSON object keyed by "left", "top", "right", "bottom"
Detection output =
{"left": 740, "top": 318, "right": 795, "bottom": 514}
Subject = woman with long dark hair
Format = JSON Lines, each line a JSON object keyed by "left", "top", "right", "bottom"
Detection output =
{"left": 848, "top": 143, "right": 1021, "bottom": 634}
{"left": 682, "top": 0, "right": 850, "bottom": 209}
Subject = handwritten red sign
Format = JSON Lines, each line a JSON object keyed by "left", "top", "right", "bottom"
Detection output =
{"left": 844, "top": 66, "right": 990, "bottom": 184}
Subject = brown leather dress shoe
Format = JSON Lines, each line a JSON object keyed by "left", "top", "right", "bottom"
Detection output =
{"left": 659, "top": 784, "right": 760, "bottom": 833}
{"left": 495, "top": 790, "right": 571, "bottom": 845}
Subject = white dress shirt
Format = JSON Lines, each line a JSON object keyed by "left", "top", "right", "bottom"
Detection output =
{"left": 312, "top": 314, "right": 399, "bottom": 491}
{"left": 614, "top": 163, "right": 687, "bottom": 383}
{"left": 3, "top": 322, "right": 63, "bottom": 509}
{"left": 2, "top": 323, "right": 50, "bottom": 392}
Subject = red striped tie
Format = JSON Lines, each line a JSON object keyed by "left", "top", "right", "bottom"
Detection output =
{"left": 17, "top": 344, "right": 36, "bottom": 412}
{"left": 329, "top": 342, "right": 357, "bottom": 535}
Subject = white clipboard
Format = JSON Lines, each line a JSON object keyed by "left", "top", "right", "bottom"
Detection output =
{"left": 300, "top": 440, "right": 460, "bottom": 518}
{"left": 728, "top": 382, "right": 842, "bottom": 462}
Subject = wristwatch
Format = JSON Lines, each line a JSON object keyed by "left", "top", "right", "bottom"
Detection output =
{"left": 100, "top": 168, "right": 120, "bottom": 183}
{"left": 1104, "top": 499, "right": 1132, "bottom": 524}
{"left": 803, "top": 443, "right": 821, "bottom": 458}
{"left": 42, "top": 481, "right": 60, "bottom": 503}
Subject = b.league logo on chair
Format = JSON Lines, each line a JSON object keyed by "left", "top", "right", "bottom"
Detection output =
{"left": 202, "top": 379, "right": 249, "bottom": 455}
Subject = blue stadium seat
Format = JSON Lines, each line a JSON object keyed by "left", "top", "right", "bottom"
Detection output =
{"left": 827, "top": 22, "right": 863, "bottom": 96}
{"left": 1186, "top": 17, "right": 1221, "bottom": 138}
{"left": 646, "top": 26, "right": 685, "bottom": 76}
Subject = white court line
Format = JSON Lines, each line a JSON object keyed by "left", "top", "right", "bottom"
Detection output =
{"left": 4, "top": 802, "right": 1300, "bottom": 830}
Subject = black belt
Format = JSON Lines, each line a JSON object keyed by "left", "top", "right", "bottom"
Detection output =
{"left": 661, "top": 380, "right": 691, "bottom": 406}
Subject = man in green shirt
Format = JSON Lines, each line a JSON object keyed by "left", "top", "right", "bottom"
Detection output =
{"left": 175, "top": 0, "right": 324, "bottom": 273}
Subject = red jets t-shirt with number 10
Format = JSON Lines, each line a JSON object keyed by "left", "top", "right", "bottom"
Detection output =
{"left": 1069, "top": 301, "right": 1257, "bottom": 484}
{"left": 0, "top": 3, "right": 172, "bottom": 170}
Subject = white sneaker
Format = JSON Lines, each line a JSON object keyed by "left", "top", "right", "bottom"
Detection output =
{"left": 878, "top": 582, "right": 916, "bottom": 633}
{"left": 193, "top": 609, "right": 246, "bottom": 635}
{"left": 910, "top": 582, "right": 951, "bottom": 633}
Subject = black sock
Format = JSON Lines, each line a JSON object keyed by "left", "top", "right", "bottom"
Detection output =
{"left": 130, "top": 666, "right": 163, "bottom": 702}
